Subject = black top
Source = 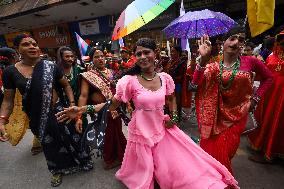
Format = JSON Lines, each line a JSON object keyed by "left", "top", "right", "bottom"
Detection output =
{"left": 2, "top": 62, "right": 64, "bottom": 95}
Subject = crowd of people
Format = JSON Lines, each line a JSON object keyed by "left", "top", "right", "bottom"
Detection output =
{"left": 0, "top": 24, "right": 283, "bottom": 188}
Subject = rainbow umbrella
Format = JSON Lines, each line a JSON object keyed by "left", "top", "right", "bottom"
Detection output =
{"left": 112, "top": 0, "right": 175, "bottom": 41}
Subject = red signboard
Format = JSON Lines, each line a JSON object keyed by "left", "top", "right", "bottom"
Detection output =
{"left": 33, "top": 24, "right": 71, "bottom": 48}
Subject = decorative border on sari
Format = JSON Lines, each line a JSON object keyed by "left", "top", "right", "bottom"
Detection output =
{"left": 38, "top": 60, "right": 55, "bottom": 141}
{"left": 81, "top": 69, "right": 118, "bottom": 118}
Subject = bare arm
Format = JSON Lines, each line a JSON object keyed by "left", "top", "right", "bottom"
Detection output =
{"left": 59, "top": 77, "right": 75, "bottom": 106}
{"left": 79, "top": 96, "right": 121, "bottom": 114}
{"left": 164, "top": 93, "right": 178, "bottom": 128}
{"left": 167, "top": 93, "right": 177, "bottom": 113}
{"left": 78, "top": 79, "right": 89, "bottom": 107}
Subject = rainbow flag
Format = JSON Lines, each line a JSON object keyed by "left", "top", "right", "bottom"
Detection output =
{"left": 75, "top": 32, "right": 89, "bottom": 57}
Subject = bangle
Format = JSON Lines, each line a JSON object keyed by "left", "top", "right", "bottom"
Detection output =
{"left": 170, "top": 111, "right": 179, "bottom": 123}
{"left": 0, "top": 115, "right": 9, "bottom": 122}
{"left": 86, "top": 105, "right": 96, "bottom": 114}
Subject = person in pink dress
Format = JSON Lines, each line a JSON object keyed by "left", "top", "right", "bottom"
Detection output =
{"left": 56, "top": 38, "right": 239, "bottom": 189}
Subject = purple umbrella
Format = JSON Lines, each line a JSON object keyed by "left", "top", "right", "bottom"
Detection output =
{"left": 163, "top": 9, "right": 237, "bottom": 39}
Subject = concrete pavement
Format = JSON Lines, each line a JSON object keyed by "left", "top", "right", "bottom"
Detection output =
{"left": 1, "top": 120, "right": 284, "bottom": 189}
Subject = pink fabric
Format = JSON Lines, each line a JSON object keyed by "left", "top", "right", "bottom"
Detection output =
{"left": 192, "top": 56, "right": 273, "bottom": 98}
{"left": 114, "top": 72, "right": 239, "bottom": 189}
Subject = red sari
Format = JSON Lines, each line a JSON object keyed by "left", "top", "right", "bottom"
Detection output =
{"left": 192, "top": 56, "right": 273, "bottom": 173}
{"left": 248, "top": 53, "right": 284, "bottom": 160}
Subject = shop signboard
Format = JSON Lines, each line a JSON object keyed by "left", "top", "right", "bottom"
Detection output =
{"left": 4, "top": 31, "right": 31, "bottom": 47}
{"left": 79, "top": 19, "right": 100, "bottom": 36}
{"left": 33, "top": 24, "right": 71, "bottom": 48}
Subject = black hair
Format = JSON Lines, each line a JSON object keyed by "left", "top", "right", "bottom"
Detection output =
{"left": 223, "top": 26, "right": 245, "bottom": 41}
{"left": 88, "top": 47, "right": 104, "bottom": 59}
{"left": 245, "top": 42, "right": 255, "bottom": 49}
{"left": 172, "top": 45, "right": 182, "bottom": 56}
{"left": 13, "top": 33, "right": 32, "bottom": 47}
{"left": 134, "top": 38, "right": 157, "bottom": 52}
{"left": 263, "top": 37, "right": 275, "bottom": 50}
{"left": 274, "top": 25, "right": 284, "bottom": 36}
{"left": 56, "top": 46, "right": 75, "bottom": 69}
{"left": 0, "top": 47, "right": 16, "bottom": 66}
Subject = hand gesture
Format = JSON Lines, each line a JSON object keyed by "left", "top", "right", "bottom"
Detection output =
{"left": 197, "top": 35, "right": 212, "bottom": 66}
{"left": 75, "top": 119, "right": 83, "bottom": 134}
{"left": 56, "top": 106, "right": 83, "bottom": 123}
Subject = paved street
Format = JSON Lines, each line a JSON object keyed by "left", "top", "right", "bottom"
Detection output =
{"left": 1, "top": 117, "right": 284, "bottom": 189}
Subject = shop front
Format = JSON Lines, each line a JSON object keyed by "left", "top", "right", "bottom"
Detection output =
{"left": 69, "top": 15, "right": 112, "bottom": 54}
{"left": 4, "top": 31, "right": 31, "bottom": 48}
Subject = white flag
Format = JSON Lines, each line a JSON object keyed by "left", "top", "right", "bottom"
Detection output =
{"left": 180, "top": 0, "right": 185, "bottom": 16}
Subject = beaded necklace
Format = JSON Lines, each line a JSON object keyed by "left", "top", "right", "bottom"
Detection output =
{"left": 219, "top": 59, "right": 240, "bottom": 90}
{"left": 140, "top": 72, "right": 157, "bottom": 81}
{"left": 64, "top": 67, "right": 73, "bottom": 82}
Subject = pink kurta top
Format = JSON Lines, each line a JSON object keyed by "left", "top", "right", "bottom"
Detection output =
{"left": 114, "top": 72, "right": 174, "bottom": 147}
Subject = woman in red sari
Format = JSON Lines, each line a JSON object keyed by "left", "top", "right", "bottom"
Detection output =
{"left": 190, "top": 27, "right": 273, "bottom": 174}
{"left": 248, "top": 30, "right": 284, "bottom": 162}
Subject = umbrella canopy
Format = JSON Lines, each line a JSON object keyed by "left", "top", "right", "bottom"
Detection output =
{"left": 112, "top": 0, "right": 175, "bottom": 41}
{"left": 163, "top": 9, "right": 237, "bottom": 39}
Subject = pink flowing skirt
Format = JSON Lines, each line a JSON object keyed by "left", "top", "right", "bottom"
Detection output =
{"left": 116, "top": 126, "right": 239, "bottom": 189}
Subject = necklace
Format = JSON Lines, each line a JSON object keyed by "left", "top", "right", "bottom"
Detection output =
{"left": 140, "top": 72, "right": 157, "bottom": 81}
{"left": 223, "top": 61, "right": 237, "bottom": 69}
{"left": 219, "top": 59, "right": 240, "bottom": 90}
{"left": 64, "top": 67, "right": 73, "bottom": 82}
{"left": 22, "top": 62, "right": 35, "bottom": 68}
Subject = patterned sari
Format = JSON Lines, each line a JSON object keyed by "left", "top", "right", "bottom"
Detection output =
{"left": 81, "top": 68, "right": 127, "bottom": 165}
{"left": 195, "top": 60, "right": 254, "bottom": 173}
{"left": 23, "top": 60, "right": 92, "bottom": 175}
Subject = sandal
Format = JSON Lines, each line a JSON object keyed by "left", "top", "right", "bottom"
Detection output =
{"left": 50, "top": 174, "right": 62, "bottom": 187}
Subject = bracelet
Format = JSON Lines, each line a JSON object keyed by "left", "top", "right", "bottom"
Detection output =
{"left": 0, "top": 115, "right": 9, "bottom": 122}
{"left": 86, "top": 105, "right": 96, "bottom": 114}
{"left": 170, "top": 111, "right": 179, "bottom": 123}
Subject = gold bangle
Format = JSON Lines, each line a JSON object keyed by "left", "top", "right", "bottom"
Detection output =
{"left": 0, "top": 115, "right": 9, "bottom": 122}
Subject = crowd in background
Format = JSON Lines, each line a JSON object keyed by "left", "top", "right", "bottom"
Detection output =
{"left": 0, "top": 24, "right": 283, "bottom": 188}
